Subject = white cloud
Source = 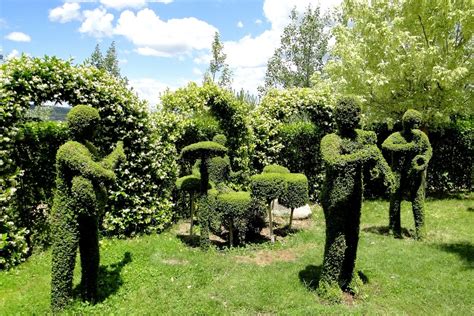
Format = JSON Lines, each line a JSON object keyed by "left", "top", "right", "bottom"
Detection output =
{"left": 100, "top": 0, "right": 173, "bottom": 9}
{"left": 255, "top": 19, "right": 262, "bottom": 25}
{"left": 237, "top": 21, "right": 244, "bottom": 28}
{"left": 193, "top": 53, "right": 211, "bottom": 65}
{"left": 192, "top": 67, "right": 203, "bottom": 76}
{"left": 5, "top": 32, "right": 31, "bottom": 42}
{"left": 7, "top": 49, "right": 19, "bottom": 59}
{"left": 115, "top": 9, "right": 217, "bottom": 57}
{"left": 134, "top": 47, "right": 172, "bottom": 57}
{"left": 79, "top": 8, "right": 114, "bottom": 38}
{"left": 49, "top": 3, "right": 82, "bottom": 23}
{"left": 232, "top": 66, "right": 266, "bottom": 95}
{"left": 128, "top": 77, "right": 175, "bottom": 109}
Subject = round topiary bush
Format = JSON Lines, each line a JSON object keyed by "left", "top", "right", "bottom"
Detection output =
{"left": 263, "top": 164, "right": 290, "bottom": 174}
{"left": 216, "top": 191, "right": 252, "bottom": 247}
{"left": 176, "top": 175, "right": 201, "bottom": 236}
{"left": 279, "top": 173, "right": 309, "bottom": 228}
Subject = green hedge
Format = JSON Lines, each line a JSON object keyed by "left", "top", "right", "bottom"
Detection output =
{"left": 250, "top": 173, "right": 286, "bottom": 203}
{"left": 262, "top": 164, "right": 290, "bottom": 174}
{"left": 280, "top": 173, "right": 309, "bottom": 209}
{"left": 217, "top": 191, "right": 252, "bottom": 246}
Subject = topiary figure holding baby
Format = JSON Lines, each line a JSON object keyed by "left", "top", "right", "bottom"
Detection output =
{"left": 318, "top": 98, "right": 393, "bottom": 301}
{"left": 50, "top": 105, "right": 125, "bottom": 311}
{"left": 382, "top": 109, "right": 432, "bottom": 240}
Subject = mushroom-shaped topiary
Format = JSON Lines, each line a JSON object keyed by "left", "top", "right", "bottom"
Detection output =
{"left": 250, "top": 172, "right": 286, "bottom": 243}
{"left": 279, "top": 173, "right": 309, "bottom": 229}
{"left": 180, "top": 141, "right": 227, "bottom": 248}
{"left": 217, "top": 191, "right": 252, "bottom": 247}
{"left": 263, "top": 164, "right": 290, "bottom": 174}
{"left": 176, "top": 175, "right": 201, "bottom": 236}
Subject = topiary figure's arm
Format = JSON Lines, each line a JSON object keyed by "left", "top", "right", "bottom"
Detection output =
{"left": 411, "top": 131, "right": 432, "bottom": 172}
{"left": 101, "top": 141, "right": 126, "bottom": 170}
{"left": 57, "top": 142, "right": 115, "bottom": 183}
{"left": 321, "top": 134, "right": 376, "bottom": 168}
{"left": 382, "top": 132, "right": 417, "bottom": 153}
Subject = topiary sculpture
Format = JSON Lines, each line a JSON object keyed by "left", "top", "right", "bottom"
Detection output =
{"left": 216, "top": 191, "right": 252, "bottom": 247}
{"left": 318, "top": 98, "right": 393, "bottom": 301}
{"left": 250, "top": 171, "right": 286, "bottom": 243}
{"left": 263, "top": 164, "right": 290, "bottom": 174}
{"left": 176, "top": 175, "right": 201, "bottom": 236}
{"left": 382, "top": 109, "right": 432, "bottom": 240}
{"left": 279, "top": 173, "right": 309, "bottom": 229}
{"left": 180, "top": 141, "right": 227, "bottom": 249}
{"left": 50, "top": 105, "right": 125, "bottom": 311}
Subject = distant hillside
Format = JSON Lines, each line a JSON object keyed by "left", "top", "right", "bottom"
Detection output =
{"left": 50, "top": 106, "right": 71, "bottom": 121}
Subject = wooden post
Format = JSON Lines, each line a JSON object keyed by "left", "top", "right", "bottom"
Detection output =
{"left": 189, "top": 192, "right": 194, "bottom": 236}
{"left": 229, "top": 219, "right": 234, "bottom": 247}
{"left": 269, "top": 200, "right": 274, "bottom": 243}
{"left": 289, "top": 207, "right": 294, "bottom": 229}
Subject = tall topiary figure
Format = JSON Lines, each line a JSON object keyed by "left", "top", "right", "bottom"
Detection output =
{"left": 50, "top": 105, "right": 125, "bottom": 311}
{"left": 382, "top": 109, "right": 432, "bottom": 240}
{"left": 318, "top": 99, "right": 393, "bottom": 301}
{"left": 175, "top": 175, "right": 201, "bottom": 236}
{"left": 180, "top": 141, "right": 227, "bottom": 249}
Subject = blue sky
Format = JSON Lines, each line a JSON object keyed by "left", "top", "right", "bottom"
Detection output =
{"left": 0, "top": 0, "right": 340, "bottom": 107}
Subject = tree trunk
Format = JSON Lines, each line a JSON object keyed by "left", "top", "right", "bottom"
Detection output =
{"left": 189, "top": 192, "right": 194, "bottom": 236}
{"left": 269, "top": 200, "right": 274, "bottom": 243}
{"left": 289, "top": 207, "right": 294, "bottom": 229}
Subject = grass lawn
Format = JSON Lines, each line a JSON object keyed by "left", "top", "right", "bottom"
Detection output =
{"left": 1, "top": 197, "right": 473, "bottom": 314}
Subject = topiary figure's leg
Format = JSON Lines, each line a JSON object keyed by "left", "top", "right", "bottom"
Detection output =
{"left": 412, "top": 173, "right": 426, "bottom": 240}
{"left": 51, "top": 207, "right": 79, "bottom": 311}
{"left": 198, "top": 195, "right": 212, "bottom": 249}
{"left": 389, "top": 186, "right": 402, "bottom": 238}
{"left": 339, "top": 202, "right": 361, "bottom": 290}
{"left": 79, "top": 215, "right": 100, "bottom": 302}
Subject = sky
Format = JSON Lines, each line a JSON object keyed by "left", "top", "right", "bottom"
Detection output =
{"left": 0, "top": 0, "right": 341, "bottom": 107}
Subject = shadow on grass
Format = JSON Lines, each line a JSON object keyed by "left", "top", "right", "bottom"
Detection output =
{"left": 97, "top": 251, "right": 132, "bottom": 302}
{"left": 362, "top": 225, "right": 413, "bottom": 238}
{"left": 467, "top": 207, "right": 474, "bottom": 212}
{"left": 299, "top": 265, "right": 322, "bottom": 291}
{"left": 176, "top": 234, "right": 227, "bottom": 249}
{"left": 274, "top": 225, "right": 301, "bottom": 237}
{"left": 435, "top": 242, "right": 474, "bottom": 269}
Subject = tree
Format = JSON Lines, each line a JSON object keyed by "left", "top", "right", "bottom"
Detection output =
{"left": 326, "top": 0, "right": 473, "bottom": 126}
{"left": 87, "top": 44, "right": 103, "bottom": 69}
{"left": 104, "top": 41, "right": 121, "bottom": 79}
{"left": 205, "top": 32, "right": 232, "bottom": 88}
{"left": 262, "top": 5, "right": 330, "bottom": 92}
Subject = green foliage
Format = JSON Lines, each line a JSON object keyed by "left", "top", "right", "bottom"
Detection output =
{"left": 212, "top": 134, "right": 227, "bottom": 146}
{"left": 216, "top": 191, "right": 252, "bottom": 246}
{"left": 250, "top": 88, "right": 333, "bottom": 198}
{"left": 176, "top": 175, "right": 201, "bottom": 193}
{"left": 180, "top": 141, "right": 227, "bottom": 162}
{"left": 262, "top": 164, "right": 290, "bottom": 174}
{"left": 205, "top": 32, "right": 232, "bottom": 88}
{"left": 67, "top": 105, "right": 100, "bottom": 140}
{"left": 280, "top": 173, "right": 309, "bottom": 209}
{"left": 0, "top": 213, "right": 29, "bottom": 270}
{"left": 382, "top": 109, "right": 432, "bottom": 239}
{"left": 319, "top": 99, "right": 393, "bottom": 295}
{"left": 13, "top": 121, "right": 68, "bottom": 250}
{"left": 250, "top": 173, "right": 286, "bottom": 203}
{"left": 1, "top": 55, "right": 175, "bottom": 237}
{"left": 208, "top": 156, "right": 231, "bottom": 184}
{"left": 51, "top": 108, "right": 124, "bottom": 310}
{"left": 326, "top": 0, "right": 474, "bottom": 126}
{"left": 263, "top": 5, "right": 329, "bottom": 91}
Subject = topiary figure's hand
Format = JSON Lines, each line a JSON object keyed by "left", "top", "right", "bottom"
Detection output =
{"left": 411, "top": 154, "right": 428, "bottom": 172}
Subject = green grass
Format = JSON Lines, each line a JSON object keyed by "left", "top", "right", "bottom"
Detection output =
{"left": 1, "top": 197, "right": 473, "bottom": 314}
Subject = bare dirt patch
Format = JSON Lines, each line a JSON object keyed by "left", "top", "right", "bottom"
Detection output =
{"left": 162, "top": 258, "right": 189, "bottom": 265}
{"left": 234, "top": 244, "right": 314, "bottom": 266}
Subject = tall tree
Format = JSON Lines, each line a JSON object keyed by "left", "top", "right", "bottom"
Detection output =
{"left": 87, "top": 44, "right": 104, "bottom": 69}
{"left": 262, "top": 5, "right": 330, "bottom": 92}
{"left": 326, "top": 0, "right": 473, "bottom": 126}
{"left": 104, "top": 41, "right": 121, "bottom": 79}
{"left": 205, "top": 31, "right": 232, "bottom": 88}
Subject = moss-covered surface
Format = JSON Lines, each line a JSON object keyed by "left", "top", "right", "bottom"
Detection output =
{"left": 382, "top": 109, "right": 432, "bottom": 239}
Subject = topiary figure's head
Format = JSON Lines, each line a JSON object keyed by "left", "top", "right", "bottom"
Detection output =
{"left": 262, "top": 164, "right": 290, "bottom": 174}
{"left": 334, "top": 98, "right": 361, "bottom": 136}
{"left": 67, "top": 105, "right": 100, "bottom": 141}
{"left": 212, "top": 134, "right": 227, "bottom": 146}
{"left": 402, "top": 109, "right": 422, "bottom": 132}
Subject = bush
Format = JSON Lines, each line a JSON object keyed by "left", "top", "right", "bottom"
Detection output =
{"left": 216, "top": 191, "right": 252, "bottom": 246}
{"left": 250, "top": 173, "right": 286, "bottom": 203}
{"left": 262, "top": 164, "right": 290, "bottom": 174}
{"left": 0, "top": 213, "right": 29, "bottom": 270}
{"left": 280, "top": 173, "right": 309, "bottom": 210}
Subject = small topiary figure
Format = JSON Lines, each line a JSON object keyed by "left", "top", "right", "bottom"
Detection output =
{"left": 180, "top": 141, "right": 227, "bottom": 248}
{"left": 250, "top": 170, "right": 286, "bottom": 243}
{"left": 50, "top": 105, "right": 125, "bottom": 311}
{"left": 382, "top": 109, "right": 432, "bottom": 240}
{"left": 279, "top": 173, "right": 309, "bottom": 229}
{"left": 318, "top": 98, "right": 393, "bottom": 300}
{"left": 216, "top": 191, "right": 252, "bottom": 247}
{"left": 176, "top": 175, "right": 201, "bottom": 236}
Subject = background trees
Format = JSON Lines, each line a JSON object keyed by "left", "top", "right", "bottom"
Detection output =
{"left": 205, "top": 32, "right": 233, "bottom": 89}
{"left": 262, "top": 5, "right": 330, "bottom": 93}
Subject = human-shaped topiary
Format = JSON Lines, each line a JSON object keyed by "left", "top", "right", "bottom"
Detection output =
{"left": 279, "top": 173, "right": 309, "bottom": 229}
{"left": 318, "top": 98, "right": 393, "bottom": 301}
{"left": 180, "top": 141, "right": 227, "bottom": 249}
{"left": 50, "top": 105, "right": 125, "bottom": 311}
{"left": 382, "top": 109, "right": 432, "bottom": 240}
